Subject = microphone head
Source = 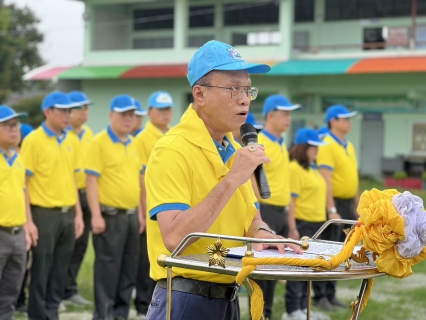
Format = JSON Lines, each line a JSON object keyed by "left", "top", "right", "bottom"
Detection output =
{"left": 240, "top": 123, "right": 258, "bottom": 145}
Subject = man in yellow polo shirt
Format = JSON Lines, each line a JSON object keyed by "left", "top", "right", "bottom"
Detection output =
{"left": 86, "top": 95, "right": 144, "bottom": 320}
{"left": 133, "top": 91, "right": 173, "bottom": 319}
{"left": 255, "top": 94, "right": 300, "bottom": 319}
{"left": 313, "top": 105, "right": 359, "bottom": 311}
{"left": 63, "top": 91, "right": 94, "bottom": 306}
{"left": 145, "top": 40, "right": 301, "bottom": 320}
{"left": 0, "top": 106, "right": 35, "bottom": 319}
{"left": 21, "top": 92, "right": 84, "bottom": 319}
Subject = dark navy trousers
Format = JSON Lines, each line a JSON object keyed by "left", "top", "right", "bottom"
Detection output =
{"left": 146, "top": 285, "right": 240, "bottom": 320}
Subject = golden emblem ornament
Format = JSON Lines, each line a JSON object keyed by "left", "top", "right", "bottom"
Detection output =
{"left": 206, "top": 238, "right": 230, "bottom": 268}
{"left": 351, "top": 247, "right": 370, "bottom": 265}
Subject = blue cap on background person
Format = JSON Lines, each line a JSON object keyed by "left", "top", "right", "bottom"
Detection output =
{"left": 325, "top": 105, "right": 357, "bottom": 124}
{"left": 187, "top": 40, "right": 271, "bottom": 87}
{"left": 42, "top": 92, "right": 80, "bottom": 112}
{"left": 263, "top": 95, "right": 301, "bottom": 117}
{"left": 110, "top": 95, "right": 137, "bottom": 112}
{"left": 68, "top": 91, "right": 92, "bottom": 107}
{"left": 134, "top": 99, "right": 147, "bottom": 116}
{"left": 246, "top": 112, "right": 263, "bottom": 130}
{"left": 20, "top": 123, "right": 33, "bottom": 139}
{"left": 0, "top": 105, "right": 27, "bottom": 122}
{"left": 294, "top": 128, "right": 328, "bottom": 146}
{"left": 317, "top": 126, "right": 329, "bottom": 139}
{"left": 148, "top": 91, "right": 174, "bottom": 109}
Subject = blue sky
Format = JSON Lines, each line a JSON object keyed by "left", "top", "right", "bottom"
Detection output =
{"left": 6, "top": 0, "right": 84, "bottom": 66}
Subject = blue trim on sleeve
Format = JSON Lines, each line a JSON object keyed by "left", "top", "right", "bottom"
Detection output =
{"left": 291, "top": 193, "right": 299, "bottom": 198}
{"left": 141, "top": 165, "right": 147, "bottom": 174}
{"left": 318, "top": 165, "right": 334, "bottom": 171}
{"left": 85, "top": 169, "right": 100, "bottom": 177}
{"left": 75, "top": 168, "right": 81, "bottom": 173}
{"left": 254, "top": 202, "right": 259, "bottom": 210}
{"left": 25, "top": 169, "right": 34, "bottom": 176}
{"left": 150, "top": 203, "right": 190, "bottom": 220}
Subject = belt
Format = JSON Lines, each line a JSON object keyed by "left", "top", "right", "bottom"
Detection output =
{"left": 0, "top": 226, "right": 23, "bottom": 235}
{"left": 31, "top": 205, "right": 73, "bottom": 213}
{"left": 157, "top": 277, "right": 239, "bottom": 301}
{"left": 101, "top": 205, "right": 137, "bottom": 216}
{"left": 260, "top": 203, "right": 289, "bottom": 213}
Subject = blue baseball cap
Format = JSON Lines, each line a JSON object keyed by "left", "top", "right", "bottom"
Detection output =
{"left": 0, "top": 105, "right": 27, "bottom": 122}
{"left": 20, "top": 123, "right": 33, "bottom": 139}
{"left": 42, "top": 91, "right": 79, "bottom": 112}
{"left": 263, "top": 95, "right": 300, "bottom": 117}
{"left": 294, "top": 128, "right": 328, "bottom": 146}
{"left": 187, "top": 40, "right": 271, "bottom": 87}
{"left": 68, "top": 91, "right": 92, "bottom": 107}
{"left": 317, "top": 126, "right": 329, "bottom": 139}
{"left": 148, "top": 91, "right": 174, "bottom": 109}
{"left": 246, "top": 112, "right": 263, "bottom": 130}
{"left": 110, "top": 95, "right": 137, "bottom": 112}
{"left": 134, "top": 99, "right": 147, "bottom": 116}
{"left": 325, "top": 105, "right": 357, "bottom": 124}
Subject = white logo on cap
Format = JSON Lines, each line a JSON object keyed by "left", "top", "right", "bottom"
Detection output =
{"left": 156, "top": 93, "right": 173, "bottom": 104}
{"left": 228, "top": 48, "right": 243, "bottom": 60}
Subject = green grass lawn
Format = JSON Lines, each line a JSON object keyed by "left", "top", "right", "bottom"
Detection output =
{"left": 15, "top": 179, "right": 426, "bottom": 319}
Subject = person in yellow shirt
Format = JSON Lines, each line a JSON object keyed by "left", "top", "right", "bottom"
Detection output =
{"left": 132, "top": 99, "right": 147, "bottom": 136}
{"left": 133, "top": 91, "right": 173, "bottom": 319}
{"left": 282, "top": 128, "right": 329, "bottom": 320}
{"left": 145, "top": 40, "right": 301, "bottom": 320}
{"left": 86, "top": 95, "right": 145, "bottom": 320}
{"left": 0, "top": 106, "right": 34, "bottom": 320}
{"left": 313, "top": 105, "right": 359, "bottom": 311}
{"left": 21, "top": 92, "right": 84, "bottom": 319}
{"left": 63, "top": 91, "right": 94, "bottom": 306}
{"left": 256, "top": 94, "right": 300, "bottom": 320}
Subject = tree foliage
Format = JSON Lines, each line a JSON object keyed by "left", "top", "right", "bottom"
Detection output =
{"left": 0, "top": 1, "right": 44, "bottom": 103}
{"left": 12, "top": 95, "right": 44, "bottom": 128}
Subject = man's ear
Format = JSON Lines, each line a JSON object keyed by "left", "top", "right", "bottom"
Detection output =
{"left": 192, "top": 86, "right": 206, "bottom": 107}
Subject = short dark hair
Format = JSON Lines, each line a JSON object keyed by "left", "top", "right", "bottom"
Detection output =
{"left": 289, "top": 143, "right": 311, "bottom": 170}
{"left": 193, "top": 70, "right": 216, "bottom": 87}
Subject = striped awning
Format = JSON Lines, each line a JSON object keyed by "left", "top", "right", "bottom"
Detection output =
{"left": 268, "top": 56, "right": 426, "bottom": 76}
{"left": 24, "top": 64, "right": 189, "bottom": 81}
{"left": 24, "top": 56, "right": 426, "bottom": 81}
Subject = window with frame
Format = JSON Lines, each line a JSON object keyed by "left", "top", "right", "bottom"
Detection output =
{"left": 224, "top": 2, "right": 279, "bottom": 26}
{"left": 134, "top": 8, "right": 174, "bottom": 30}
{"left": 325, "top": 0, "right": 426, "bottom": 21}
{"left": 189, "top": 5, "right": 214, "bottom": 28}
{"left": 412, "top": 123, "right": 426, "bottom": 153}
{"left": 295, "top": 0, "right": 315, "bottom": 23}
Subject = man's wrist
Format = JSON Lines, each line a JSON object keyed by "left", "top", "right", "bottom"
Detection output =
{"left": 328, "top": 207, "right": 337, "bottom": 214}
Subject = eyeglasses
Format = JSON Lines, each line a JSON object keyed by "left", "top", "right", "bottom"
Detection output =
{"left": 0, "top": 121, "right": 21, "bottom": 131}
{"left": 200, "top": 85, "right": 258, "bottom": 101}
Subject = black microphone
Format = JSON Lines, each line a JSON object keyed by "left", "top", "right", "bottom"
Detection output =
{"left": 240, "top": 123, "right": 271, "bottom": 199}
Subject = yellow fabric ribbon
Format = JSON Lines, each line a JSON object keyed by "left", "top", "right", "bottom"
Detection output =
{"left": 236, "top": 188, "right": 426, "bottom": 320}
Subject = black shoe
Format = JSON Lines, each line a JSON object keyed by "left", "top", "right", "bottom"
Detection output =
{"left": 329, "top": 297, "right": 349, "bottom": 308}
{"left": 313, "top": 297, "right": 335, "bottom": 312}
